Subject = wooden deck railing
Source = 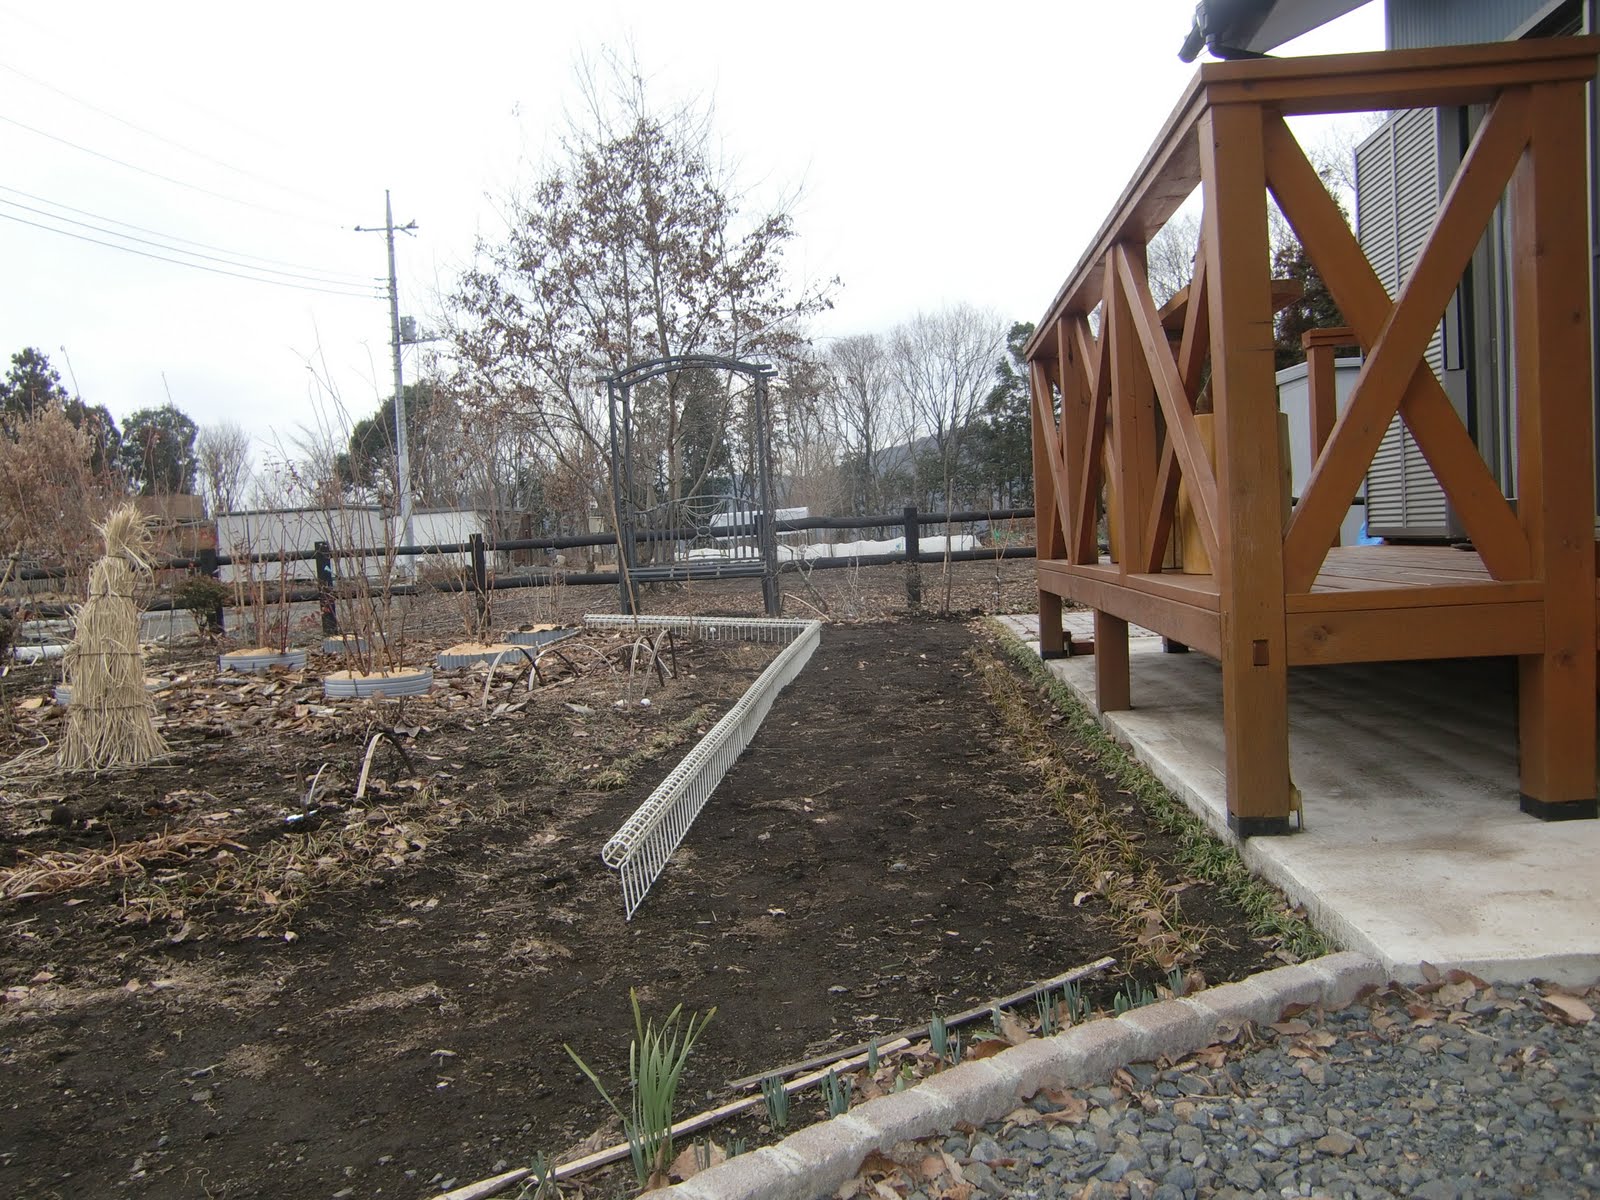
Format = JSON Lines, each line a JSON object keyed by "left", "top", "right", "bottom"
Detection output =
{"left": 1028, "top": 39, "right": 1600, "bottom": 833}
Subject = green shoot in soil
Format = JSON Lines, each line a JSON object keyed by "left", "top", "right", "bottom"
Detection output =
{"left": 822, "top": 1068, "right": 853, "bottom": 1117}
{"left": 929, "top": 1012, "right": 950, "bottom": 1064}
{"left": 565, "top": 990, "right": 714, "bottom": 1190}
{"left": 760, "top": 1075, "right": 790, "bottom": 1131}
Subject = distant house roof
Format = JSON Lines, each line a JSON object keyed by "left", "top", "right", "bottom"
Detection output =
{"left": 1179, "top": 0, "right": 1372, "bottom": 60}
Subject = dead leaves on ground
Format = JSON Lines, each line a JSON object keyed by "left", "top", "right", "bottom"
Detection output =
{"left": 0, "top": 827, "right": 246, "bottom": 900}
{"left": 838, "top": 1145, "right": 973, "bottom": 1200}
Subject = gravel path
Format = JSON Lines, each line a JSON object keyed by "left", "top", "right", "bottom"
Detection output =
{"left": 903, "top": 980, "right": 1598, "bottom": 1200}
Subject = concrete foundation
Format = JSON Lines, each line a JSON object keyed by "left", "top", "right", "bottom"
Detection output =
{"left": 999, "top": 613, "right": 1600, "bottom": 986}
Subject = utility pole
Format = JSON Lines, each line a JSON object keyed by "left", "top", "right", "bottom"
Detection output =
{"left": 356, "top": 191, "right": 418, "bottom": 569}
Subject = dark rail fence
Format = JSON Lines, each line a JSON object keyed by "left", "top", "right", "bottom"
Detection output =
{"left": 6, "top": 507, "right": 1037, "bottom": 629}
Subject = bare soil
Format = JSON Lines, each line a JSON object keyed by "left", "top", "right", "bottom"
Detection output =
{"left": 0, "top": 605, "right": 1279, "bottom": 1200}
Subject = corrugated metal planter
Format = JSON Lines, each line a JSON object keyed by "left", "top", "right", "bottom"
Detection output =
{"left": 54, "top": 678, "right": 168, "bottom": 706}
{"left": 322, "top": 668, "right": 433, "bottom": 700}
{"left": 504, "top": 625, "right": 573, "bottom": 648}
{"left": 219, "top": 648, "right": 309, "bottom": 674}
{"left": 435, "top": 642, "right": 522, "bottom": 670}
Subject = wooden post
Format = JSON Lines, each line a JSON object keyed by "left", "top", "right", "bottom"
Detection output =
{"left": 1511, "top": 82, "right": 1598, "bottom": 820}
{"left": 1094, "top": 610, "right": 1131, "bottom": 711}
{"left": 1201, "top": 103, "right": 1293, "bottom": 836}
{"left": 314, "top": 540, "right": 338, "bottom": 636}
{"left": 1302, "top": 327, "right": 1355, "bottom": 547}
{"left": 1031, "top": 359, "right": 1068, "bottom": 658}
{"left": 1039, "top": 590, "right": 1066, "bottom": 658}
{"left": 903, "top": 506, "right": 922, "bottom": 610}
{"left": 197, "top": 546, "right": 225, "bottom": 634}
{"left": 470, "top": 532, "right": 489, "bottom": 625}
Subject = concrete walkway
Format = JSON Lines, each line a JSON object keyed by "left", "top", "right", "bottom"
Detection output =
{"left": 997, "top": 614, "right": 1600, "bottom": 987}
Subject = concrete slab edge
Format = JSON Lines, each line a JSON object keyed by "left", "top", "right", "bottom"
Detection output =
{"left": 658, "top": 952, "right": 1386, "bottom": 1200}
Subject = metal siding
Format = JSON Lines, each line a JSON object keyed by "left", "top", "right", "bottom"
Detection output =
{"left": 1357, "top": 108, "right": 1453, "bottom": 537}
{"left": 1386, "top": 0, "right": 1554, "bottom": 48}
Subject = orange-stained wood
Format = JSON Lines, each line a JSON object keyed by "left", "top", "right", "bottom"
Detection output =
{"left": 1115, "top": 244, "right": 1221, "bottom": 572}
{"left": 1512, "top": 81, "right": 1598, "bottom": 807}
{"left": 1071, "top": 306, "right": 1110, "bottom": 564}
{"left": 1109, "top": 243, "right": 1160, "bottom": 576}
{"left": 1287, "top": 601, "right": 1544, "bottom": 665}
{"left": 1029, "top": 359, "right": 1070, "bottom": 563}
{"left": 1202, "top": 101, "right": 1291, "bottom": 824}
{"left": 1266, "top": 103, "right": 1533, "bottom": 590}
{"left": 1094, "top": 609, "right": 1132, "bottom": 711}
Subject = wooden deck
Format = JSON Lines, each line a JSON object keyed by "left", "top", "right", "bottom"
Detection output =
{"left": 1028, "top": 39, "right": 1600, "bottom": 832}
{"left": 1039, "top": 545, "right": 1550, "bottom": 666}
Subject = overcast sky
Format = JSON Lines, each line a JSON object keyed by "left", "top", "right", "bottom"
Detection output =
{"left": 0, "top": 1, "right": 1383, "bottom": 468}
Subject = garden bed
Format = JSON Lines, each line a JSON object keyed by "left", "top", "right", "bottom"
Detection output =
{"left": 0, "top": 616, "right": 1307, "bottom": 1199}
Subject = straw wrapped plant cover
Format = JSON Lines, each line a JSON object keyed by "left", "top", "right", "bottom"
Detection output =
{"left": 58, "top": 505, "right": 168, "bottom": 770}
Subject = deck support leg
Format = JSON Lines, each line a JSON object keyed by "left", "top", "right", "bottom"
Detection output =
{"left": 1202, "top": 103, "right": 1293, "bottom": 837}
{"left": 1094, "top": 610, "right": 1131, "bottom": 711}
{"left": 1039, "top": 590, "right": 1067, "bottom": 659}
{"left": 1513, "top": 81, "right": 1597, "bottom": 821}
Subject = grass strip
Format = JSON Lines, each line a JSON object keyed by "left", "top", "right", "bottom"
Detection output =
{"left": 967, "top": 643, "right": 1207, "bottom": 973}
{"left": 985, "top": 619, "right": 1330, "bottom": 962}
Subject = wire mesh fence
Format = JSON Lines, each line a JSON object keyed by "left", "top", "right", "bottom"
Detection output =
{"left": 586, "top": 614, "right": 821, "bottom": 918}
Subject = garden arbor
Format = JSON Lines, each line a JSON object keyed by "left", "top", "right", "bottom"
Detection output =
{"left": 1028, "top": 39, "right": 1599, "bottom": 833}
{"left": 603, "top": 355, "right": 782, "bottom": 616}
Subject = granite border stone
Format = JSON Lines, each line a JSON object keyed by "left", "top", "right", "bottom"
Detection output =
{"left": 435, "top": 954, "right": 1387, "bottom": 1200}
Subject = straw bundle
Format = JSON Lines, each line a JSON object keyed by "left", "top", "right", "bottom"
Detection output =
{"left": 58, "top": 505, "right": 168, "bottom": 770}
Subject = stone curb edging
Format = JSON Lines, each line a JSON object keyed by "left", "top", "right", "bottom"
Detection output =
{"left": 660, "top": 953, "right": 1386, "bottom": 1200}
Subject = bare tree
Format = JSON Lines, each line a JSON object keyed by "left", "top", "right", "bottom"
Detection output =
{"left": 823, "top": 334, "right": 913, "bottom": 514}
{"left": 891, "top": 305, "right": 1005, "bottom": 609}
{"left": 195, "top": 422, "right": 254, "bottom": 517}
{"left": 0, "top": 404, "right": 115, "bottom": 585}
{"left": 449, "top": 51, "right": 833, "bottom": 533}
{"left": 1146, "top": 210, "right": 1202, "bottom": 308}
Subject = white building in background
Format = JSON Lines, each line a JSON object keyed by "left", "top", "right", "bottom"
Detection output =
{"left": 215, "top": 506, "right": 492, "bottom": 583}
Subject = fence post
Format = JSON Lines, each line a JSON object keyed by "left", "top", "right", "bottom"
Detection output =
{"left": 470, "top": 533, "right": 490, "bottom": 625}
{"left": 197, "top": 546, "right": 225, "bottom": 634}
{"left": 314, "top": 541, "right": 338, "bottom": 636}
{"left": 756, "top": 512, "right": 781, "bottom": 617}
{"left": 903, "top": 505, "right": 922, "bottom": 610}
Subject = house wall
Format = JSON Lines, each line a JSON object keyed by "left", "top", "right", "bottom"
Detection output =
{"left": 1386, "top": 0, "right": 1566, "bottom": 47}
{"left": 1369, "top": 0, "right": 1599, "bottom": 527}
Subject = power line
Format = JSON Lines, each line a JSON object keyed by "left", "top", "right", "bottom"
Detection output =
{"left": 0, "top": 194, "right": 378, "bottom": 289}
{"left": 0, "top": 209, "right": 383, "bottom": 299}
{"left": 0, "top": 60, "right": 349, "bottom": 218}
{"left": 0, "top": 184, "right": 373, "bottom": 280}
{"left": 0, "top": 113, "right": 342, "bottom": 228}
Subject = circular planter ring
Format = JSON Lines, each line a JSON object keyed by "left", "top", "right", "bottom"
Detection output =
{"left": 504, "top": 625, "right": 575, "bottom": 649}
{"left": 436, "top": 642, "right": 522, "bottom": 670}
{"left": 322, "top": 668, "right": 434, "bottom": 700}
{"left": 55, "top": 677, "right": 167, "bottom": 706}
{"left": 219, "top": 648, "right": 308, "bottom": 674}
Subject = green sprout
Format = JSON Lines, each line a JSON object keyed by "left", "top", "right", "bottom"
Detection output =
{"left": 1035, "top": 989, "right": 1060, "bottom": 1037}
{"left": 929, "top": 1012, "right": 950, "bottom": 1063}
{"left": 565, "top": 990, "right": 715, "bottom": 1189}
{"left": 760, "top": 1075, "right": 790, "bottom": 1131}
{"left": 822, "top": 1068, "right": 853, "bottom": 1117}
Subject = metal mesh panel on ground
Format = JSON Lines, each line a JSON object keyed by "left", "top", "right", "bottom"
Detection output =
{"left": 584, "top": 614, "right": 821, "bottom": 918}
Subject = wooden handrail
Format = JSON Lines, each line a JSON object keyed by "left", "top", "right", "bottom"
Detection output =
{"left": 1023, "top": 36, "right": 1600, "bottom": 361}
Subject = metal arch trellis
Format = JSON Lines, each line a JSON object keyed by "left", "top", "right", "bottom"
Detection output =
{"left": 602, "top": 354, "right": 782, "bottom": 617}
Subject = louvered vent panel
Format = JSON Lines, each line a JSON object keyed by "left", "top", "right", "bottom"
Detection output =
{"left": 1357, "top": 109, "right": 1450, "bottom": 537}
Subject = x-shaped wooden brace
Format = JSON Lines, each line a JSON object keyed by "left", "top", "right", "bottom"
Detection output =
{"left": 1265, "top": 93, "right": 1534, "bottom": 593}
